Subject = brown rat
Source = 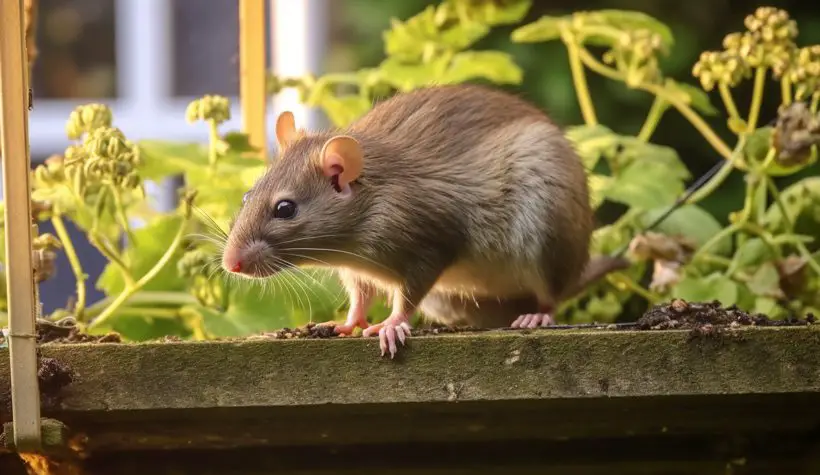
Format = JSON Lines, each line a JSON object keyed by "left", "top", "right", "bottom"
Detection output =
{"left": 221, "top": 84, "right": 627, "bottom": 357}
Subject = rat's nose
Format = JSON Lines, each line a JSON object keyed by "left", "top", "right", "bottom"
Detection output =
{"left": 222, "top": 246, "right": 243, "bottom": 273}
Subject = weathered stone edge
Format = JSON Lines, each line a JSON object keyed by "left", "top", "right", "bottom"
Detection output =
{"left": 1, "top": 326, "right": 819, "bottom": 415}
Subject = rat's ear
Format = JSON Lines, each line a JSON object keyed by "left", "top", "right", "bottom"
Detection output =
{"left": 275, "top": 111, "right": 298, "bottom": 151}
{"left": 319, "top": 135, "right": 363, "bottom": 192}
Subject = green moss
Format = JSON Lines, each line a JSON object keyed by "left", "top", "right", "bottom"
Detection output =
{"left": 2, "top": 327, "right": 818, "bottom": 413}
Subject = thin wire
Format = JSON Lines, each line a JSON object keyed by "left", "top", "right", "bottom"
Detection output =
{"left": 613, "top": 160, "right": 726, "bottom": 258}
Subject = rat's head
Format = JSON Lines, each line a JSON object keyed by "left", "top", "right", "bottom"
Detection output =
{"left": 221, "top": 111, "right": 366, "bottom": 278}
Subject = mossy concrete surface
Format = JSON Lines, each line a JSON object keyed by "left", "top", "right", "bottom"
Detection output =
{"left": 1, "top": 327, "right": 820, "bottom": 473}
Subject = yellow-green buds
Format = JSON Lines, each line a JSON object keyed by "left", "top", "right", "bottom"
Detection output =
{"left": 789, "top": 45, "right": 820, "bottom": 101}
{"left": 692, "top": 50, "right": 751, "bottom": 91}
{"left": 186, "top": 95, "right": 231, "bottom": 125}
{"left": 66, "top": 104, "right": 113, "bottom": 140}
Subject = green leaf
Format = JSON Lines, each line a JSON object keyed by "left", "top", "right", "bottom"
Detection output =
{"left": 766, "top": 150, "right": 818, "bottom": 177}
{"left": 744, "top": 126, "right": 773, "bottom": 164}
{"left": 384, "top": 7, "right": 437, "bottom": 61}
{"left": 666, "top": 81, "right": 718, "bottom": 116}
{"left": 438, "top": 22, "right": 491, "bottom": 51}
{"left": 619, "top": 138, "right": 691, "bottom": 181}
{"left": 585, "top": 291, "right": 623, "bottom": 322}
{"left": 672, "top": 272, "right": 738, "bottom": 306}
{"left": 187, "top": 162, "right": 266, "bottom": 225}
{"left": 511, "top": 15, "right": 566, "bottom": 43}
{"left": 602, "top": 157, "right": 685, "bottom": 209}
{"left": 378, "top": 56, "right": 449, "bottom": 91}
{"left": 565, "top": 124, "right": 619, "bottom": 170}
{"left": 586, "top": 10, "right": 675, "bottom": 48}
{"left": 318, "top": 95, "right": 374, "bottom": 127}
{"left": 384, "top": 5, "right": 491, "bottom": 61}
{"left": 746, "top": 262, "right": 781, "bottom": 297}
{"left": 221, "top": 131, "right": 260, "bottom": 154}
{"left": 730, "top": 238, "right": 773, "bottom": 270}
{"left": 639, "top": 204, "right": 730, "bottom": 254}
{"left": 746, "top": 126, "right": 818, "bottom": 176}
{"left": 465, "top": 0, "right": 532, "bottom": 25}
{"left": 105, "top": 311, "right": 192, "bottom": 342}
{"left": 138, "top": 141, "right": 208, "bottom": 181}
{"left": 31, "top": 185, "right": 77, "bottom": 216}
{"left": 96, "top": 214, "right": 188, "bottom": 295}
{"left": 190, "top": 269, "right": 344, "bottom": 337}
{"left": 438, "top": 51, "right": 523, "bottom": 85}
{"left": 587, "top": 174, "right": 612, "bottom": 209}
{"left": 752, "top": 296, "right": 779, "bottom": 316}
{"left": 764, "top": 176, "right": 820, "bottom": 247}
{"left": 139, "top": 139, "right": 266, "bottom": 223}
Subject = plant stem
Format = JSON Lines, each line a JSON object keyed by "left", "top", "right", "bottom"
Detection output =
{"left": 83, "top": 290, "right": 199, "bottom": 318}
{"left": 780, "top": 78, "right": 792, "bottom": 106}
{"left": 740, "top": 223, "right": 783, "bottom": 260}
{"left": 685, "top": 136, "right": 747, "bottom": 205}
{"left": 113, "top": 307, "right": 181, "bottom": 319}
{"left": 747, "top": 67, "right": 767, "bottom": 132}
{"left": 111, "top": 186, "right": 134, "bottom": 243}
{"left": 692, "top": 222, "right": 740, "bottom": 263}
{"left": 685, "top": 162, "right": 734, "bottom": 205}
{"left": 763, "top": 175, "right": 820, "bottom": 277}
{"left": 753, "top": 177, "right": 767, "bottom": 225}
{"left": 91, "top": 186, "right": 109, "bottom": 233}
{"left": 811, "top": 94, "right": 819, "bottom": 114}
{"left": 88, "top": 216, "right": 189, "bottom": 331}
{"left": 207, "top": 119, "right": 220, "bottom": 173}
{"left": 576, "top": 48, "right": 733, "bottom": 160}
{"left": 797, "top": 244, "right": 820, "bottom": 277}
{"left": 607, "top": 272, "right": 659, "bottom": 303}
{"left": 563, "top": 36, "right": 598, "bottom": 126}
{"left": 637, "top": 96, "right": 666, "bottom": 142}
{"left": 718, "top": 83, "right": 741, "bottom": 122}
{"left": 88, "top": 232, "right": 135, "bottom": 288}
{"left": 645, "top": 82, "right": 734, "bottom": 160}
{"left": 51, "top": 214, "right": 86, "bottom": 319}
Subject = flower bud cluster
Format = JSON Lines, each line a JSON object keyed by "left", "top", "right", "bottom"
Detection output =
{"left": 603, "top": 29, "right": 666, "bottom": 85}
{"left": 186, "top": 95, "right": 231, "bottom": 125}
{"left": 789, "top": 45, "right": 820, "bottom": 101}
{"left": 693, "top": 7, "right": 799, "bottom": 89}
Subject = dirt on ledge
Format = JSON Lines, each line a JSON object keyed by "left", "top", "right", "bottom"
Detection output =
{"left": 1, "top": 300, "right": 814, "bottom": 346}
{"left": 635, "top": 299, "right": 816, "bottom": 339}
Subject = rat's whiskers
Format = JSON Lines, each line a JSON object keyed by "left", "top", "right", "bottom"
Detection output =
{"left": 282, "top": 247, "right": 391, "bottom": 272}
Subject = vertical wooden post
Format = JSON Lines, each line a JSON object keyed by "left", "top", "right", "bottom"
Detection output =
{"left": 239, "top": 0, "right": 268, "bottom": 160}
{"left": 0, "top": 0, "right": 42, "bottom": 452}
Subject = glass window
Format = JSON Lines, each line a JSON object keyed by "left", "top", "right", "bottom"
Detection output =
{"left": 32, "top": 0, "right": 117, "bottom": 99}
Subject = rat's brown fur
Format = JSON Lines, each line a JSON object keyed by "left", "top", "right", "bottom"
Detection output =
{"left": 225, "top": 84, "right": 602, "bottom": 327}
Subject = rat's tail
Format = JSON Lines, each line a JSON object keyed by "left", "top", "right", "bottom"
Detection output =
{"left": 561, "top": 255, "right": 632, "bottom": 300}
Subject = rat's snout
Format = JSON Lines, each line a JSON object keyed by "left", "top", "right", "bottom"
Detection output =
{"left": 222, "top": 239, "right": 276, "bottom": 278}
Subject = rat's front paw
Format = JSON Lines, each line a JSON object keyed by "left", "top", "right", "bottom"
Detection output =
{"left": 361, "top": 316, "right": 412, "bottom": 358}
{"left": 332, "top": 321, "right": 368, "bottom": 336}
{"left": 511, "top": 313, "right": 554, "bottom": 329}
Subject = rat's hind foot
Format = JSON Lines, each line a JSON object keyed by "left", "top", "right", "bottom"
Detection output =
{"left": 361, "top": 314, "right": 412, "bottom": 358}
{"left": 511, "top": 313, "right": 554, "bottom": 329}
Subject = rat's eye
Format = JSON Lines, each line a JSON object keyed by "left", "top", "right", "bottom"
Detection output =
{"left": 274, "top": 200, "right": 297, "bottom": 219}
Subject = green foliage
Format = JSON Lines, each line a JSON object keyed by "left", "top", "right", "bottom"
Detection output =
{"left": 267, "top": 0, "right": 531, "bottom": 127}
{"left": 1, "top": 2, "right": 819, "bottom": 340}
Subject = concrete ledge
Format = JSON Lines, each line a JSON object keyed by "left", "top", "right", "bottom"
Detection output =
{"left": 1, "top": 327, "right": 820, "bottom": 472}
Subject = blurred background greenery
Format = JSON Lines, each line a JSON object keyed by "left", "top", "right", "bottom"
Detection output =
{"left": 25, "top": 0, "right": 820, "bottom": 318}
{"left": 328, "top": 0, "right": 819, "bottom": 227}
